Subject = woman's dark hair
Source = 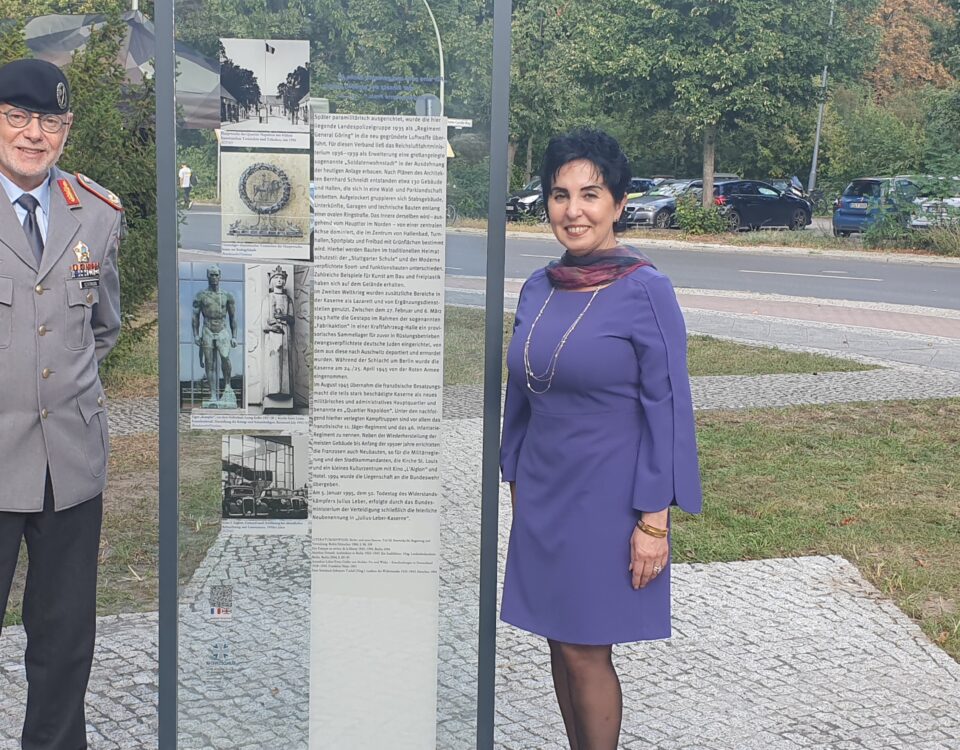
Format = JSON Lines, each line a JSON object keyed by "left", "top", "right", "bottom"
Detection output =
{"left": 540, "top": 128, "right": 632, "bottom": 202}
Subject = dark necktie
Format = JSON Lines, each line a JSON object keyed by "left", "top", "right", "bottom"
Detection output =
{"left": 15, "top": 194, "right": 44, "bottom": 264}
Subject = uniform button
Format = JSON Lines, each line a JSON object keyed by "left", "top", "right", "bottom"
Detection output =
{"left": 85, "top": 292, "right": 94, "bottom": 303}
{"left": 41, "top": 368, "right": 51, "bottom": 379}
{"left": 40, "top": 408, "right": 49, "bottom": 419}
{"left": 38, "top": 325, "right": 47, "bottom": 336}
{"left": 97, "top": 396, "right": 104, "bottom": 407}
{"left": 35, "top": 284, "right": 43, "bottom": 295}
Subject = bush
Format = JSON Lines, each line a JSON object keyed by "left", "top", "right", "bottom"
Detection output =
{"left": 448, "top": 156, "right": 491, "bottom": 219}
{"left": 177, "top": 131, "right": 218, "bottom": 202}
{"left": 57, "top": 17, "right": 157, "bottom": 331}
{"left": 674, "top": 194, "right": 729, "bottom": 234}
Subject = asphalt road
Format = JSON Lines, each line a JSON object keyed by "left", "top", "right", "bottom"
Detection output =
{"left": 180, "top": 207, "right": 960, "bottom": 311}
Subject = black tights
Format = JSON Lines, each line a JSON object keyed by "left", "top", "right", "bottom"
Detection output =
{"left": 548, "top": 640, "right": 622, "bottom": 750}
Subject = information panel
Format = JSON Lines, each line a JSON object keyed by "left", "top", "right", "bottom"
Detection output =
{"left": 309, "top": 114, "right": 448, "bottom": 748}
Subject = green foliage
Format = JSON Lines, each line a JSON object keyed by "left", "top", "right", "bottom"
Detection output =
{"left": 57, "top": 16, "right": 158, "bottom": 330}
{"left": 674, "top": 194, "right": 728, "bottom": 234}
{"left": 448, "top": 155, "right": 491, "bottom": 219}
{"left": 819, "top": 86, "right": 926, "bottom": 195}
{"left": 177, "top": 130, "right": 218, "bottom": 202}
{"left": 0, "top": 23, "right": 29, "bottom": 64}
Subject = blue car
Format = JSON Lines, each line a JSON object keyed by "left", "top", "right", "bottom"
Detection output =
{"left": 832, "top": 177, "right": 919, "bottom": 236}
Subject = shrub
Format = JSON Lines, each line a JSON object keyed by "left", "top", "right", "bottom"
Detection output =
{"left": 448, "top": 156, "right": 491, "bottom": 219}
{"left": 177, "top": 131, "right": 219, "bottom": 202}
{"left": 674, "top": 194, "right": 729, "bottom": 234}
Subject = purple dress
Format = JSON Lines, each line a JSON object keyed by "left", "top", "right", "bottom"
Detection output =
{"left": 500, "top": 265, "right": 702, "bottom": 645}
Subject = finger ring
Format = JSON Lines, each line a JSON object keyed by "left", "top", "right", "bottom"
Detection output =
{"left": 653, "top": 564, "right": 662, "bottom": 574}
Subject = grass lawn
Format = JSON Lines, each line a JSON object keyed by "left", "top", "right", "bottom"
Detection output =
{"left": 677, "top": 400, "right": 960, "bottom": 660}
{"left": 445, "top": 306, "right": 874, "bottom": 386}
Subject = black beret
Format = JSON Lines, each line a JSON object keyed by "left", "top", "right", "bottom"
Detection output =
{"left": 0, "top": 59, "right": 70, "bottom": 115}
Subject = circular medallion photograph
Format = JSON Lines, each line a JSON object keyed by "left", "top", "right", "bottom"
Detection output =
{"left": 238, "top": 162, "right": 292, "bottom": 215}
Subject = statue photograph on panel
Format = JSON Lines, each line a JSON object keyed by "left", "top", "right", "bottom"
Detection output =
{"left": 178, "top": 261, "right": 244, "bottom": 410}
{"left": 245, "top": 264, "right": 311, "bottom": 414}
{"left": 221, "top": 434, "right": 309, "bottom": 520}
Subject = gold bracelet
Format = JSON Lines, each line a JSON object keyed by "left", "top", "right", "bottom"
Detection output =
{"left": 636, "top": 520, "right": 668, "bottom": 538}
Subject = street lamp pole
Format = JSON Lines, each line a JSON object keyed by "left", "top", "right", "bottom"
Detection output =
{"left": 808, "top": 0, "right": 837, "bottom": 194}
{"left": 420, "top": 0, "right": 445, "bottom": 115}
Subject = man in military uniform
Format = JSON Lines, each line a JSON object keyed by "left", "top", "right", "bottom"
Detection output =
{"left": 0, "top": 59, "right": 122, "bottom": 749}
{"left": 192, "top": 264, "right": 238, "bottom": 407}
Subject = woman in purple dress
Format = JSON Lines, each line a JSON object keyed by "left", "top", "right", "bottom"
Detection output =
{"left": 500, "top": 129, "right": 703, "bottom": 749}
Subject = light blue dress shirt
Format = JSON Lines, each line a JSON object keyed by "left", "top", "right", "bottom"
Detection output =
{"left": 0, "top": 169, "right": 51, "bottom": 243}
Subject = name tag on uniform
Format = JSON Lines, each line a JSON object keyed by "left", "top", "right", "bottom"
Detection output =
{"left": 80, "top": 278, "right": 100, "bottom": 289}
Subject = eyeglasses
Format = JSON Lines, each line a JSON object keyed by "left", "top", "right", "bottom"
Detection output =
{"left": 0, "top": 107, "right": 70, "bottom": 134}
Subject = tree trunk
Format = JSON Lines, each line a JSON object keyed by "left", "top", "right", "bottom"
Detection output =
{"left": 507, "top": 139, "right": 518, "bottom": 191}
{"left": 701, "top": 124, "right": 717, "bottom": 210}
{"left": 525, "top": 135, "right": 534, "bottom": 184}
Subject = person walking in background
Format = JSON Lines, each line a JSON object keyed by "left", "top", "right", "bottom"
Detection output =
{"left": 500, "top": 128, "right": 702, "bottom": 749}
{"left": 0, "top": 58, "right": 122, "bottom": 749}
{"left": 178, "top": 161, "right": 193, "bottom": 208}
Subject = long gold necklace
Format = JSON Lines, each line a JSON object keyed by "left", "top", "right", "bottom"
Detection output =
{"left": 523, "top": 287, "right": 600, "bottom": 394}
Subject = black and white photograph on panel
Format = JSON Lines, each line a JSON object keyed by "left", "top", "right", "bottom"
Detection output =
{"left": 244, "top": 264, "right": 312, "bottom": 415}
{"left": 219, "top": 38, "right": 310, "bottom": 149}
{"left": 221, "top": 434, "right": 310, "bottom": 534}
{"left": 179, "top": 261, "right": 244, "bottom": 412}
{"left": 220, "top": 150, "right": 312, "bottom": 260}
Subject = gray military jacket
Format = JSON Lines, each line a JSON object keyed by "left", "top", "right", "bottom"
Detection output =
{"left": 0, "top": 167, "right": 121, "bottom": 512}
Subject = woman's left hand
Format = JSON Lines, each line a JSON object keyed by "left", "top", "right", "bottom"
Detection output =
{"left": 629, "top": 525, "right": 669, "bottom": 590}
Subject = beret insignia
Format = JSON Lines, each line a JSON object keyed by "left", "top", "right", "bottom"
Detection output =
{"left": 76, "top": 173, "right": 123, "bottom": 211}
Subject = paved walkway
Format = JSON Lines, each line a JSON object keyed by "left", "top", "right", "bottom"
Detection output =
{"left": 2, "top": 289, "right": 960, "bottom": 748}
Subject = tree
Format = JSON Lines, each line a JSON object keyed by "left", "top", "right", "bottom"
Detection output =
{"left": 577, "top": 0, "right": 880, "bottom": 206}
{"left": 867, "top": 0, "right": 955, "bottom": 101}
{"left": 279, "top": 64, "right": 309, "bottom": 119}
{"left": 508, "top": 0, "right": 589, "bottom": 186}
{"left": 219, "top": 44, "right": 262, "bottom": 112}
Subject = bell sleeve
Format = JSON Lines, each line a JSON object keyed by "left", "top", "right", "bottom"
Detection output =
{"left": 500, "top": 288, "right": 532, "bottom": 482}
{"left": 630, "top": 273, "right": 702, "bottom": 514}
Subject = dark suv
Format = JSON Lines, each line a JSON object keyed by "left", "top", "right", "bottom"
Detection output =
{"left": 714, "top": 180, "right": 812, "bottom": 231}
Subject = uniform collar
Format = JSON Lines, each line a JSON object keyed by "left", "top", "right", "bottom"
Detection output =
{"left": 0, "top": 169, "right": 52, "bottom": 217}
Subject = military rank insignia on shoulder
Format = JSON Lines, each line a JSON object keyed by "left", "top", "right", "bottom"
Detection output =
{"left": 57, "top": 178, "right": 81, "bottom": 208}
{"left": 75, "top": 173, "right": 123, "bottom": 211}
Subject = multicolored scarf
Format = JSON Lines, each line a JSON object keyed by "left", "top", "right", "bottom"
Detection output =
{"left": 545, "top": 244, "right": 655, "bottom": 290}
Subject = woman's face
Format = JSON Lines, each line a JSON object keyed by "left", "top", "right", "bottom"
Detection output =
{"left": 546, "top": 159, "right": 627, "bottom": 255}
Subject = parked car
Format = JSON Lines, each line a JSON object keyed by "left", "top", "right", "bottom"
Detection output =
{"left": 907, "top": 176, "right": 960, "bottom": 229}
{"left": 505, "top": 177, "right": 544, "bottom": 221}
{"left": 911, "top": 195, "right": 960, "bottom": 229}
{"left": 621, "top": 179, "right": 700, "bottom": 228}
{"left": 831, "top": 177, "right": 920, "bottom": 236}
{"left": 258, "top": 487, "right": 308, "bottom": 519}
{"left": 714, "top": 180, "right": 812, "bottom": 231}
{"left": 222, "top": 484, "right": 268, "bottom": 518}
{"left": 627, "top": 177, "right": 656, "bottom": 198}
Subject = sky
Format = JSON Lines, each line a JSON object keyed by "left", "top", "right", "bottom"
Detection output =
{"left": 221, "top": 38, "right": 309, "bottom": 94}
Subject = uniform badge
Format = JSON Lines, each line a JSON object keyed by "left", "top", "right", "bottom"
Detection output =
{"left": 56, "top": 82, "right": 67, "bottom": 110}
{"left": 57, "top": 179, "right": 80, "bottom": 208}
{"left": 70, "top": 241, "right": 100, "bottom": 284}
{"left": 73, "top": 241, "right": 91, "bottom": 263}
